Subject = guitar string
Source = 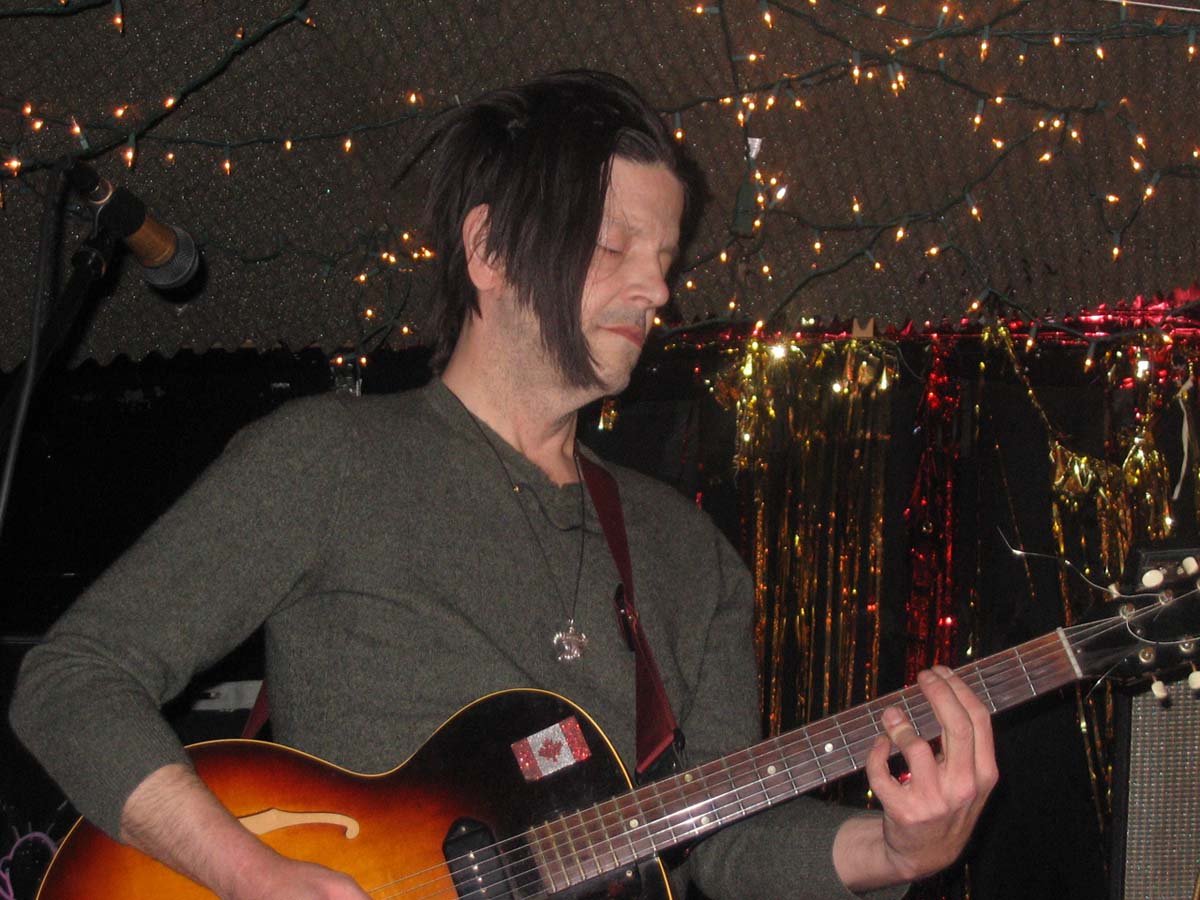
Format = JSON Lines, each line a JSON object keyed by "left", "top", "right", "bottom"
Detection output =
{"left": 453, "top": 603, "right": 1190, "bottom": 900}
{"left": 362, "top": 610, "right": 1157, "bottom": 900}
{"left": 355, "top": 610, "right": 1146, "bottom": 900}
{"left": 365, "top": 619, "right": 1132, "bottom": 900}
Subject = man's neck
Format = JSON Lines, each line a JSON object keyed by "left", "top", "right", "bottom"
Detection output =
{"left": 441, "top": 351, "right": 587, "bottom": 486}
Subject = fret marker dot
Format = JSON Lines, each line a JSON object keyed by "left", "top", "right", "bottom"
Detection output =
{"left": 767, "top": 765, "right": 777, "bottom": 775}
{"left": 627, "top": 818, "right": 639, "bottom": 829}
{"left": 701, "top": 815, "right": 712, "bottom": 825}
{"left": 824, "top": 742, "right": 834, "bottom": 753}
{"left": 684, "top": 773, "right": 694, "bottom": 783}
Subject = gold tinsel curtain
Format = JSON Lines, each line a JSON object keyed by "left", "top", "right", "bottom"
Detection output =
{"left": 728, "top": 337, "right": 898, "bottom": 737}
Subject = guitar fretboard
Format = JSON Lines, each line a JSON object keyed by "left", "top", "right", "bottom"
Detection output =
{"left": 530, "top": 630, "right": 1080, "bottom": 893}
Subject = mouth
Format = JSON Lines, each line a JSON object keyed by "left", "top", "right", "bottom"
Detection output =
{"left": 600, "top": 324, "right": 645, "bottom": 348}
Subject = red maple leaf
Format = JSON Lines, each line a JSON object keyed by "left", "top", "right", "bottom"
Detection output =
{"left": 538, "top": 739, "right": 563, "bottom": 762}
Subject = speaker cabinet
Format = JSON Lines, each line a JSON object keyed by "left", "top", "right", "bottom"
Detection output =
{"left": 1110, "top": 678, "right": 1200, "bottom": 900}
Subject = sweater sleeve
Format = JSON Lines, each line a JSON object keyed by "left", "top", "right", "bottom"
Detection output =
{"left": 7, "top": 394, "right": 351, "bottom": 838}
{"left": 673, "top": 520, "right": 908, "bottom": 900}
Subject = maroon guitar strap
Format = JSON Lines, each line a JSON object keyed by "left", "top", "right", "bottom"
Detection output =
{"left": 241, "top": 680, "right": 270, "bottom": 739}
{"left": 577, "top": 453, "right": 682, "bottom": 776}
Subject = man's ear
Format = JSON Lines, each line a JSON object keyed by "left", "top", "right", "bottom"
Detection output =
{"left": 462, "top": 204, "right": 505, "bottom": 294}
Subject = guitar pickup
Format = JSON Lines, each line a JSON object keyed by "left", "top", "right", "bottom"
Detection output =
{"left": 444, "top": 818, "right": 532, "bottom": 899}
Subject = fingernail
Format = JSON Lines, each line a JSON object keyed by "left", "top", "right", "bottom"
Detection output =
{"left": 917, "top": 670, "right": 937, "bottom": 684}
{"left": 932, "top": 665, "right": 952, "bottom": 677}
{"left": 882, "top": 706, "right": 905, "bottom": 728}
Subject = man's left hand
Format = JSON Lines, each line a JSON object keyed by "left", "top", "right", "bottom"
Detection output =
{"left": 863, "top": 664, "right": 999, "bottom": 882}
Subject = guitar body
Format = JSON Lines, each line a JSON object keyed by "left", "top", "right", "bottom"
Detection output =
{"left": 36, "top": 689, "right": 671, "bottom": 900}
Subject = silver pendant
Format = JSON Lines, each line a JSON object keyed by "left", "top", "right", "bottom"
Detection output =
{"left": 553, "top": 619, "right": 588, "bottom": 662}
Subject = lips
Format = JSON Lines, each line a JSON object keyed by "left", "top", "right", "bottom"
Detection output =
{"left": 600, "top": 324, "right": 645, "bottom": 348}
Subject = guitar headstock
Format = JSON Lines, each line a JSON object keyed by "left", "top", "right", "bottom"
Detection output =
{"left": 1065, "top": 541, "right": 1200, "bottom": 688}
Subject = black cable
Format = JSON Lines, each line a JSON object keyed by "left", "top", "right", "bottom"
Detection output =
{"left": 0, "top": 165, "right": 67, "bottom": 540}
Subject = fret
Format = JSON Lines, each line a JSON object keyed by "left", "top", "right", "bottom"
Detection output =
{"left": 831, "top": 715, "right": 854, "bottom": 772}
{"left": 749, "top": 742, "right": 791, "bottom": 805}
{"left": 801, "top": 728, "right": 829, "bottom": 785}
{"left": 898, "top": 690, "right": 921, "bottom": 736}
{"left": 1013, "top": 646, "right": 1038, "bottom": 697}
{"left": 558, "top": 811, "right": 590, "bottom": 885}
{"left": 533, "top": 821, "right": 570, "bottom": 894}
{"left": 773, "top": 734, "right": 802, "bottom": 797}
{"left": 593, "top": 798, "right": 628, "bottom": 873}
{"left": 969, "top": 665, "right": 997, "bottom": 713}
{"left": 680, "top": 764, "right": 724, "bottom": 837}
{"left": 646, "top": 776, "right": 687, "bottom": 847}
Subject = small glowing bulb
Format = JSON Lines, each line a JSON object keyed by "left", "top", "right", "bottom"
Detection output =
{"left": 653, "top": 316, "right": 662, "bottom": 326}
{"left": 1070, "top": 129, "right": 1080, "bottom": 141}
{"left": 113, "top": 13, "right": 123, "bottom": 30}
{"left": 852, "top": 196, "right": 861, "bottom": 213}
{"left": 674, "top": 128, "right": 684, "bottom": 141}
{"left": 765, "top": 95, "right": 776, "bottom": 109}
{"left": 852, "top": 64, "right": 861, "bottom": 82}
{"left": 359, "top": 356, "right": 368, "bottom": 367}
{"left": 831, "top": 381, "right": 844, "bottom": 394}
{"left": 729, "top": 300, "right": 737, "bottom": 310}
{"left": 770, "top": 344, "right": 787, "bottom": 359}
{"left": 164, "top": 96, "right": 176, "bottom": 109}
{"left": 1053, "top": 34, "right": 1062, "bottom": 47}
{"left": 686, "top": 279, "right": 696, "bottom": 289}
{"left": 114, "top": 106, "right": 127, "bottom": 118}
{"left": 972, "top": 113, "right": 982, "bottom": 128}
{"left": 747, "top": 52, "right": 759, "bottom": 62}
{"left": 356, "top": 273, "right": 368, "bottom": 283}
{"left": 22, "top": 103, "right": 33, "bottom": 116}
{"left": 1039, "top": 151, "right": 1053, "bottom": 162}
{"left": 31, "top": 119, "right": 44, "bottom": 131}
{"left": 1144, "top": 185, "right": 1155, "bottom": 198}
{"left": 1051, "top": 118, "right": 1062, "bottom": 129}
{"left": 1130, "top": 156, "right": 1143, "bottom": 171}
{"left": 401, "top": 325, "right": 412, "bottom": 335}
{"left": 1106, "top": 194, "right": 1120, "bottom": 203}
{"left": 344, "top": 136, "right": 353, "bottom": 152}
{"left": 775, "top": 186, "right": 787, "bottom": 201}
{"left": 993, "top": 138, "right": 1005, "bottom": 149}
{"left": 4, "top": 158, "right": 21, "bottom": 174}
{"left": 761, "top": 264, "right": 771, "bottom": 275}
{"left": 763, "top": 9, "right": 773, "bottom": 26}
{"left": 876, "top": 4, "right": 886, "bottom": 13}
{"left": 752, "top": 217, "right": 762, "bottom": 228}
{"left": 895, "top": 227, "right": 906, "bottom": 241}
{"left": 402, "top": 232, "right": 411, "bottom": 241}
{"left": 284, "top": 139, "right": 293, "bottom": 151}
{"left": 223, "top": 157, "right": 232, "bottom": 175}
{"left": 813, "top": 240, "right": 822, "bottom": 253}
{"left": 994, "top": 96, "right": 1004, "bottom": 105}
{"left": 365, "top": 308, "right": 375, "bottom": 319}
{"left": 334, "top": 355, "right": 345, "bottom": 366}
{"left": 979, "top": 39, "right": 989, "bottom": 60}
{"left": 1095, "top": 44, "right": 1104, "bottom": 60}
{"left": 970, "top": 205, "right": 980, "bottom": 218}
{"left": 123, "top": 146, "right": 135, "bottom": 168}
{"left": 873, "top": 260, "right": 883, "bottom": 270}
{"left": 719, "top": 250, "right": 728, "bottom": 263}
{"left": 1189, "top": 43, "right": 1196, "bottom": 59}
{"left": 164, "top": 151, "right": 175, "bottom": 164}
{"left": 408, "top": 92, "right": 419, "bottom": 104}
{"left": 927, "top": 245, "right": 940, "bottom": 256}
{"left": 1112, "top": 244, "right": 1121, "bottom": 259}
{"left": 71, "top": 118, "right": 82, "bottom": 136}
{"left": 1136, "top": 134, "right": 1147, "bottom": 149}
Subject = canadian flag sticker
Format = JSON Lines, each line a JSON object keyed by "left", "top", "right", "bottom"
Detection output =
{"left": 511, "top": 716, "right": 591, "bottom": 782}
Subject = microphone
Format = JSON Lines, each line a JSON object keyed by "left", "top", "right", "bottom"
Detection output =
{"left": 65, "top": 162, "right": 201, "bottom": 289}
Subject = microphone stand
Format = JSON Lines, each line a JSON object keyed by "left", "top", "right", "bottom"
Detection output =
{"left": 0, "top": 167, "right": 119, "bottom": 538}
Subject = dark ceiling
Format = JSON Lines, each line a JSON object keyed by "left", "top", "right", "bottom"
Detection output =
{"left": 2, "top": 0, "right": 1198, "bottom": 370}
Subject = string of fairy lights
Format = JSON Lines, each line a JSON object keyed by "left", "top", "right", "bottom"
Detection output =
{"left": 1, "top": 0, "right": 1199, "bottom": 376}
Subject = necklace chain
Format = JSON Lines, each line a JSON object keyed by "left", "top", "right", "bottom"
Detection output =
{"left": 448, "top": 388, "right": 589, "bottom": 662}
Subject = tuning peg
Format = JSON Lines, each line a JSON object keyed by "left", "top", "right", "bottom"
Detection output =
{"left": 1141, "top": 568, "right": 1165, "bottom": 589}
{"left": 1151, "top": 679, "right": 1169, "bottom": 702}
{"left": 1182, "top": 556, "right": 1200, "bottom": 576}
{"left": 1189, "top": 669, "right": 1200, "bottom": 694}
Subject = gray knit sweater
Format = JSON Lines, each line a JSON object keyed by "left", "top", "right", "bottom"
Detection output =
{"left": 10, "top": 380, "right": 904, "bottom": 899}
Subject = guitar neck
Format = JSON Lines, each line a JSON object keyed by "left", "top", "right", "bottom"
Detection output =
{"left": 530, "top": 630, "right": 1082, "bottom": 888}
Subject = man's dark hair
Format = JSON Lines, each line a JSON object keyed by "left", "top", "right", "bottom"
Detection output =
{"left": 423, "top": 69, "right": 698, "bottom": 387}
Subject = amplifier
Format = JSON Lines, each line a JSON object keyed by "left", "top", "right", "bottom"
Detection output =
{"left": 1110, "top": 677, "right": 1200, "bottom": 900}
